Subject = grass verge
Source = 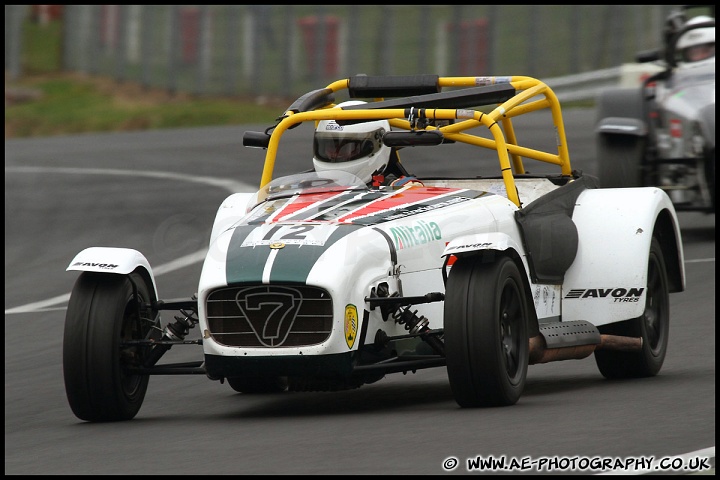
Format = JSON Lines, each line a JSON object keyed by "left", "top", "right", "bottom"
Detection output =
{"left": 5, "top": 72, "right": 287, "bottom": 139}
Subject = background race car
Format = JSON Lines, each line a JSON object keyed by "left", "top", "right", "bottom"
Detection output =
{"left": 595, "top": 5, "right": 715, "bottom": 213}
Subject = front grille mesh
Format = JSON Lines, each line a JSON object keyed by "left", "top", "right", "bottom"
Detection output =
{"left": 206, "top": 285, "right": 333, "bottom": 347}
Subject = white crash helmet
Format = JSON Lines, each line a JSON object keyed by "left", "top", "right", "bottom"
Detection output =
{"left": 676, "top": 15, "right": 715, "bottom": 63}
{"left": 312, "top": 100, "right": 391, "bottom": 184}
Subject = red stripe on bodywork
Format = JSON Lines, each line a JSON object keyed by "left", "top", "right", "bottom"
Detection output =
{"left": 336, "top": 186, "right": 463, "bottom": 223}
{"left": 273, "top": 191, "right": 349, "bottom": 222}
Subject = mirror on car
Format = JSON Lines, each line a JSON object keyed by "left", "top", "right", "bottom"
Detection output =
{"left": 636, "top": 49, "right": 661, "bottom": 63}
{"left": 243, "top": 131, "right": 271, "bottom": 149}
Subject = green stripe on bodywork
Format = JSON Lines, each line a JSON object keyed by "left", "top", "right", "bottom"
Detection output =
{"left": 263, "top": 245, "right": 329, "bottom": 283}
{"left": 267, "top": 224, "right": 364, "bottom": 283}
{"left": 225, "top": 225, "right": 267, "bottom": 283}
{"left": 226, "top": 224, "right": 365, "bottom": 285}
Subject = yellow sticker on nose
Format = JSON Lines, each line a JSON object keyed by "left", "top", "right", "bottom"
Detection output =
{"left": 344, "top": 304, "right": 358, "bottom": 349}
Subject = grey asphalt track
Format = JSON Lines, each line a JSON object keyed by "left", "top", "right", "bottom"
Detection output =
{"left": 5, "top": 109, "right": 715, "bottom": 475}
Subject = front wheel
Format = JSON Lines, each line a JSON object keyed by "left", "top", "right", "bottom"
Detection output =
{"left": 444, "top": 255, "right": 530, "bottom": 407}
{"left": 595, "top": 88, "right": 646, "bottom": 188}
{"left": 63, "top": 271, "right": 158, "bottom": 422}
{"left": 594, "top": 236, "right": 669, "bottom": 378}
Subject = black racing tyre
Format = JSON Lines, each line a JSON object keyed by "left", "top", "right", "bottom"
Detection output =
{"left": 63, "top": 271, "right": 158, "bottom": 422}
{"left": 227, "top": 376, "right": 288, "bottom": 394}
{"left": 594, "top": 237, "right": 669, "bottom": 379}
{"left": 595, "top": 88, "right": 646, "bottom": 188}
{"left": 444, "top": 255, "right": 530, "bottom": 408}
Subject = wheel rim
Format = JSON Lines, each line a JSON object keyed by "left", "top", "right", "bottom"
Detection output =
{"left": 499, "top": 279, "right": 523, "bottom": 378}
{"left": 119, "top": 294, "right": 150, "bottom": 397}
{"left": 643, "top": 254, "right": 666, "bottom": 355}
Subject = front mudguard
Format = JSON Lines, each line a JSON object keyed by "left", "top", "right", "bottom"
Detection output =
{"left": 67, "top": 246, "right": 159, "bottom": 298}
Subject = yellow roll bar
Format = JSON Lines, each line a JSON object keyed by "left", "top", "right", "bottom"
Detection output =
{"left": 257, "top": 75, "right": 573, "bottom": 208}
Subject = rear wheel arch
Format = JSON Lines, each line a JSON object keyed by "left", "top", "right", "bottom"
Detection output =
{"left": 652, "top": 210, "right": 685, "bottom": 294}
{"left": 594, "top": 235, "right": 670, "bottom": 378}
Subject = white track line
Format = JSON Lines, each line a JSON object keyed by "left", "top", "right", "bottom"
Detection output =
{"left": 5, "top": 166, "right": 251, "bottom": 192}
{"left": 5, "top": 249, "right": 209, "bottom": 314}
{"left": 5, "top": 166, "right": 253, "bottom": 315}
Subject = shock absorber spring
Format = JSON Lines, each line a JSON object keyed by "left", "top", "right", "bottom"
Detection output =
{"left": 143, "top": 308, "right": 198, "bottom": 367}
{"left": 392, "top": 307, "right": 444, "bottom": 355}
{"left": 392, "top": 307, "right": 429, "bottom": 334}
{"left": 164, "top": 308, "right": 198, "bottom": 340}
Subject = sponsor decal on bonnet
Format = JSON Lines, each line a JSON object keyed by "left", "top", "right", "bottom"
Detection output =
{"left": 389, "top": 220, "right": 442, "bottom": 250}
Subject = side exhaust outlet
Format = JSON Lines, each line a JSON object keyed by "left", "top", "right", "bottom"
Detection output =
{"left": 529, "top": 334, "right": 642, "bottom": 365}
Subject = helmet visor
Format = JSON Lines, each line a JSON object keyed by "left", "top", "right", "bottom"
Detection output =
{"left": 681, "top": 42, "right": 714, "bottom": 62}
{"left": 313, "top": 128, "right": 385, "bottom": 163}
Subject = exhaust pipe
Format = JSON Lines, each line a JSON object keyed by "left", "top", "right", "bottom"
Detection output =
{"left": 528, "top": 334, "right": 642, "bottom": 365}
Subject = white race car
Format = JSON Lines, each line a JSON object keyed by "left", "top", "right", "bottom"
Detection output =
{"left": 63, "top": 74, "right": 686, "bottom": 422}
{"left": 596, "top": 6, "right": 715, "bottom": 212}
